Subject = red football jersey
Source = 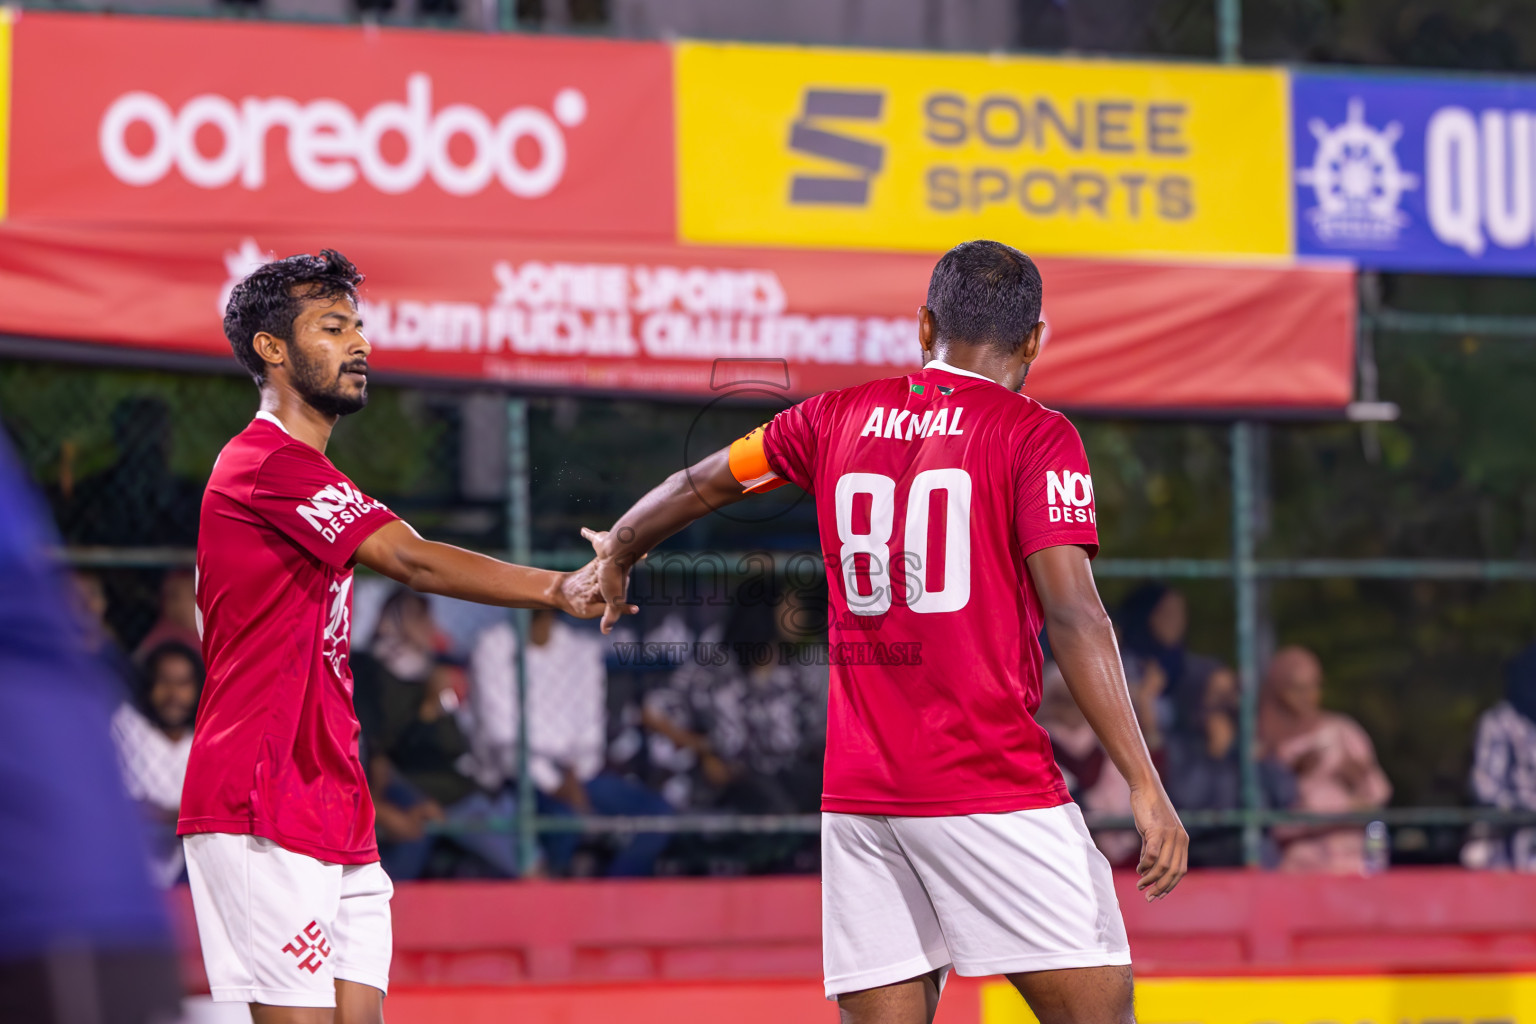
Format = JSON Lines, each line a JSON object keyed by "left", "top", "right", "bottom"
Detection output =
{"left": 757, "top": 361, "right": 1099, "bottom": 816}
{"left": 180, "top": 413, "right": 397, "bottom": 863}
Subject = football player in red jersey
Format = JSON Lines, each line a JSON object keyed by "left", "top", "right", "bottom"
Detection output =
{"left": 183, "top": 250, "right": 622, "bottom": 1024}
{"left": 585, "top": 240, "right": 1186, "bottom": 1024}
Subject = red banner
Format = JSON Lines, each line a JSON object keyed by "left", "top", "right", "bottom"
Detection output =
{"left": 7, "top": 12, "right": 674, "bottom": 239}
{"left": 0, "top": 223, "right": 1355, "bottom": 411}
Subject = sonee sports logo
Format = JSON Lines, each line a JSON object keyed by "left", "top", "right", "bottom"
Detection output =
{"left": 788, "top": 90, "right": 885, "bottom": 206}
{"left": 1046, "top": 470, "right": 1095, "bottom": 524}
{"left": 283, "top": 920, "right": 332, "bottom": 975}
{"left": 295, "top": 483, "right": 389, "bottom": 543}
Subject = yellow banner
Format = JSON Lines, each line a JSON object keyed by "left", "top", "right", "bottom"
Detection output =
{"left": 983, "top": 974, "right": 1536, "bottom": 1023}
{"left": 676, "top": 42, "right": 1291, "bottom": 261}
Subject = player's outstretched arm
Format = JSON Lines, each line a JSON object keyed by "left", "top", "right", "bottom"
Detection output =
{"left": 355, "top": 519, "right": 628, "bottom": 620}
{"left": 1027, "top": 543, "right": 1189, "bottom": 902}
{"left": 584, "top": 447, "right": 749, "bottom": 633}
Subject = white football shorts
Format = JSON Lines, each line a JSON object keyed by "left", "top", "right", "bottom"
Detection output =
{"left": 821, "top": 803, "right": 1131, "bottom": 999}
{"left": 183, "top": 833, "right": 393, "bottom": 1007}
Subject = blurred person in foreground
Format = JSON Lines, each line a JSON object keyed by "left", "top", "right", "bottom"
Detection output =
{"left": 1163, "top": 670, "right": 1295, "bottom": 868}
{"left": 1260, "top": 645, "right": 1391, "bottom": 873}
{"left": 182, "top": 250, "right": 618, "bottom": 1023}
{"left": 1464, "top": 643, "right": 1536, "bottom": 870}
{"left": 584, "top": 240, "right": 1186, "bottom": 1024}
{"left": 0, "top": 431, "right": 180, "bottom": 1023}
{"left": 461, "top": 608, "right": 673, "bottom": 876}
{"left": 352, "top": 589, "right": 520, "bottom": 880}
{"left": 111, "top": 640, "right": 204, "bottom": 887}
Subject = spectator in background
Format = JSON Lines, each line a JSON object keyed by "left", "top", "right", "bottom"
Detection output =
{"left": 1118, "top": 582, "right": 1234, "bottom": 739}
{"left": 133, "top": 568, "right": 200, "bottom": 663}
{"left": 110, "top": 641, "right": 202, "bottom": 886}
{"left": 69, "top": 568, "right": 135, "bottom": 694}
{"left": 1260, "top": 645, "right": 1391, "bottom": 873}
{"left": 462, "top": 608, "right": 672, "bottom": 877}
{"left": 1036, "top": 661, "right": 1139, "bottom": 866}
{"left": 353, "top": 588, "right": 520, "bottom": 879}
{"left": 55, "top": 396, "right": 200, "bottom": 548}
{"left": 644, "top": 583, "right": 829, "bottom": 821}
{"left": 1464, "top": 643, "right": 1536, "bottom": 870}
{"left": 1163, "top": 669, "right": 1296, "bottom": 867}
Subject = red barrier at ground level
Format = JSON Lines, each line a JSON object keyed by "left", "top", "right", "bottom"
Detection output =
{"left": 167, "top": 868, "right": 1536, "bottom": 993}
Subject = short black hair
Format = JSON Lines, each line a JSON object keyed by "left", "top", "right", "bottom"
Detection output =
{"left": 223, "top": 249, "right": 364, "bottom": 384}
{"left": 925, "top": 240, "right": 1042, "bottom": 354}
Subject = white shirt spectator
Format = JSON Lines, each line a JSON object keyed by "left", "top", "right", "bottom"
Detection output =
{"left": 109, "top": 702, "right": 191, "bottom": 886}
{"left": 459, "top": 617, "right": 607, "bottom": 794}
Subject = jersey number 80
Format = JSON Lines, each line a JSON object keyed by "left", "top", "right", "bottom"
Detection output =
{"left": 834, "top": 469, "right": 972, "bottom": 616}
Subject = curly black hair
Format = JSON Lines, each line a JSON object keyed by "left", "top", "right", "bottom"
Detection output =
{"left": 222, "top": 249, "right": 364, "bottom": 384}
{"left": 926, "top": 239, "right": 1042, "bottom": 355}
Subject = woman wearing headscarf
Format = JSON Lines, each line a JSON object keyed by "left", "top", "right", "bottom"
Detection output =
{"left": 1465, "top": 643, "right": 1536, "bottom": 869}
{"left": 1117, "top": 582, "right": 1232, "bottom": 741}
{"left": 1260, "top": 645, "right": 1391, "bottom": 873}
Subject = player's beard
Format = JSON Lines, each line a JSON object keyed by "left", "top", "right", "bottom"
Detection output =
{"left": 290, "top": 342, "right": 368, "bottom": 418}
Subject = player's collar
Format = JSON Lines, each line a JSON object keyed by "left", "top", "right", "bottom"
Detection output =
{"left": 923, "top": 359, "right": 998, "bottom": 384}
{"left": 254, "top": 410, "right": 291, "bottom": 435}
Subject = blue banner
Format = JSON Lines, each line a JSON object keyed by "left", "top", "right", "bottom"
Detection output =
{"left": 1294, "top": 70, "right": 1536, "bottom": 273}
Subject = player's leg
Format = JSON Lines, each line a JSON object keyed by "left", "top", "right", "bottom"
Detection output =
{"left": 334, "top": 979, "right": 385, "bottom": 1024}
{"left": 1006, "top": 965, "right": 1135, "bottom": 1024}
{"left": 329, "top": 860, "right": 394, "bottom": 1024}
{"left": 249, "top": 1003, "right": 333, "bottom": 1023}
{"left": 835, "top": 969, "right": 944, "bottom": 1024}
{"left": 888, "top": 805, "right": 1132, "bottom": 1018}
{"left": 821, "top": 814, "right": 952, "bottom": 1016}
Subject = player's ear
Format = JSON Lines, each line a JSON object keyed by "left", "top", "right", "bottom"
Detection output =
{"left": 917, "top": 306, "right": 937, "bottom": 361}
{"left": 252, "top": 331, "right": 287, "bottom": 372}
{"left": 1020, "top": 321, "right": 1046, "bottom": 364}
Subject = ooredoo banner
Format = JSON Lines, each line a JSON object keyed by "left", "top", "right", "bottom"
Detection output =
{"left": 0, "top": 224, "right": 1354, "bottom": 411}
{"left": 6, "top": 12, "right": 674, "bottom": 238}
{"left": 676, "top": 42, "right": 1292, "bottom": 263}
{"left": 1294, "top": 70, "right": 1536, "bottom": 273}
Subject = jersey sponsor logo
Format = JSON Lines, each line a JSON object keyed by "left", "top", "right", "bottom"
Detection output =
{"left": 282, "top": 920, "right": 332, "bottom": 975}
{"left": 1046, "top": 469, "right": 1096, "bottom": 523}
{"left": 857, "top": 405, "right": 966, "bottom": 441}
{"left": 294, "top": 482, "right": 388, "bottom": 543}
{"left": 323, "top": 575, "right": 353, "bottom": 679}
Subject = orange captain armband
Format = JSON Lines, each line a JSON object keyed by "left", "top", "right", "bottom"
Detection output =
{"left": 728, "top": 426, "right": 788, "bottom": 493}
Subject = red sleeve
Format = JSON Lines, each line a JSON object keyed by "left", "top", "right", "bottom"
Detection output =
{"left": 760, "top": 392, "right": 830, "bottom": 494}
{"left": 1014, "top": 412, "right": 1099, "bottom": 560}
{"left": 250, "top": 444, "right": 399, "bottom": 569}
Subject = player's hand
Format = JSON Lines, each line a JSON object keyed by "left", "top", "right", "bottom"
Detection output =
{"left": 556, "top": 555, "right": 637, "bottom": 623}
{"left": 580, "top": 527, "right": 644, "bottom": 634}
{"left": 1130, "top": 784, "right": 1188, "bottom": 902}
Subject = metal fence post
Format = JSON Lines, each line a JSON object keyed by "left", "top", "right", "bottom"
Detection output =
{"left": 1231, "top": 420, "right": 1263, "bottom": 866}
{"left": 507, "top": 397, "right": 538, "bottom": 875}
{"left": 1217, "top": 0, "right": 1241, "bottom": 63}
